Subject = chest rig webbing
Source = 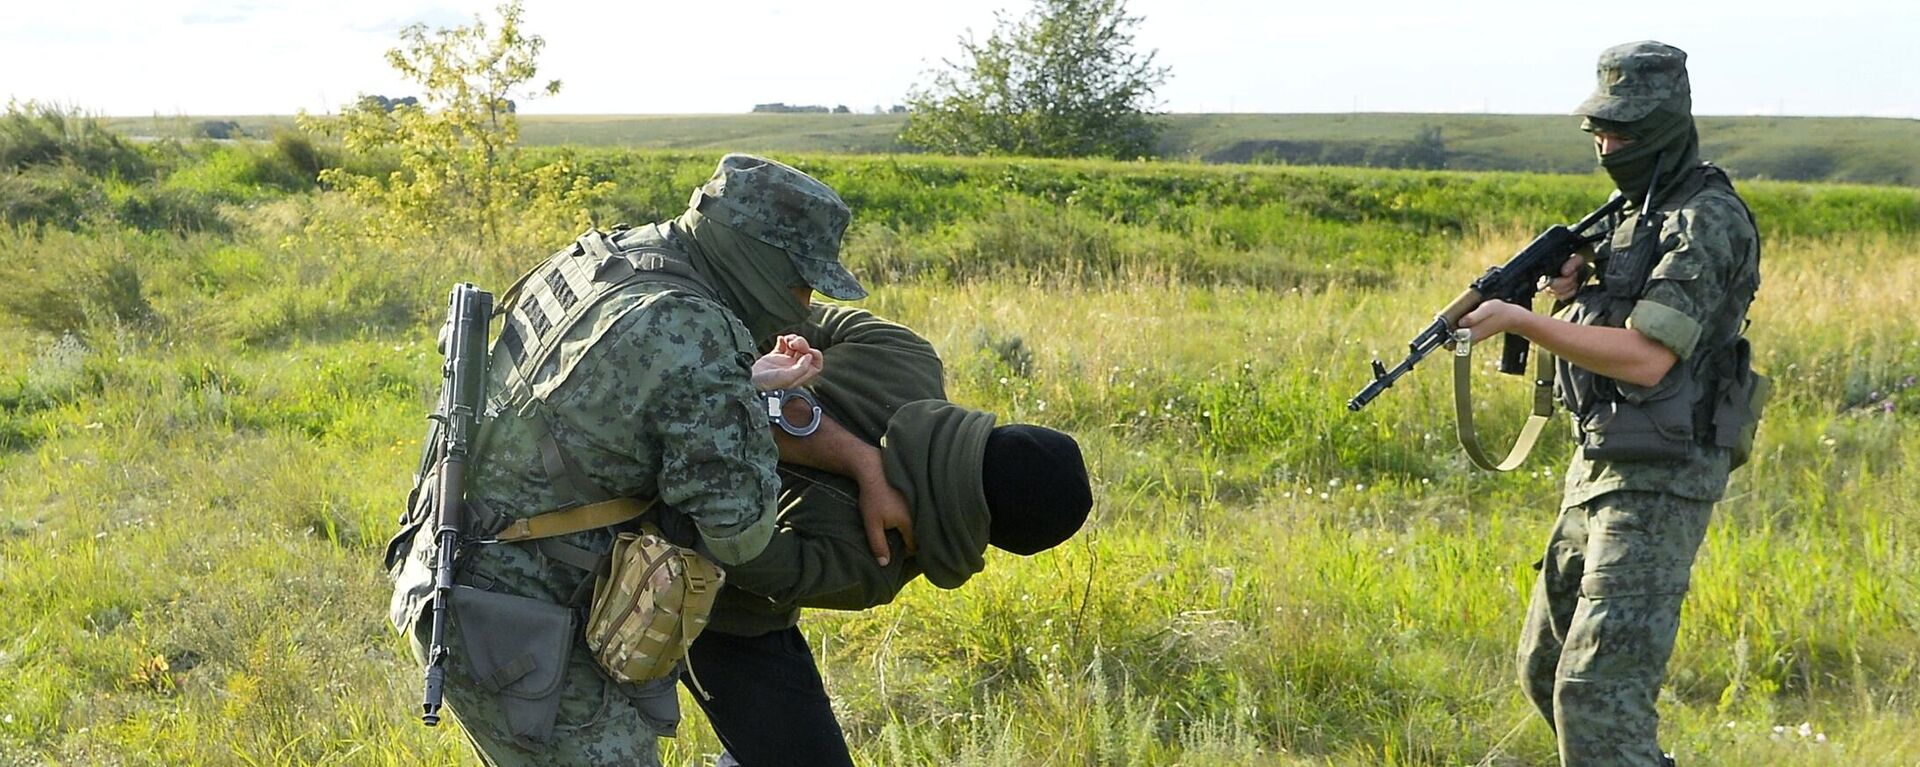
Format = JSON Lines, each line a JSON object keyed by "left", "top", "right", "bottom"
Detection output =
{"left": 1557, "top": 164, "right": 1762, "bottom": 463}
{"left": 468, "top": 225, "right": 721, "bottom": 567}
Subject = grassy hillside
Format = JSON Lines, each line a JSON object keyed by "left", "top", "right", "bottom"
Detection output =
{"left": 104, "top": 112, "right": 1920, "bottom": 186}
{"left": 2, "top": 133, "right": 1918, "bottom": 765}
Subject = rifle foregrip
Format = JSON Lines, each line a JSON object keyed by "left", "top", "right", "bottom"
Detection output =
{"left": 1438, "top": 287, "right": 1483, "bottom": 326}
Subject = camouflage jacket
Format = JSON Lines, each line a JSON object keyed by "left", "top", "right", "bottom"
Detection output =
{"left": 1560, "top": 164, "right": 1761, "bottom": 507}
{"left": 391, "top": 229, "right": 781, "bottom": 633}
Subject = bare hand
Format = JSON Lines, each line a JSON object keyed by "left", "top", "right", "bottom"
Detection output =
{"left": 856, "top": 473, "right": 915, "bottom": 565}
{"left": 750, "top": 334, "right": 824, "bottom": 391}
{"left": 1456, "top": 300, "right": 1531, "bottom": 343}
{"left": 1545, "top": 250, "right": 1589, "bottom": 301}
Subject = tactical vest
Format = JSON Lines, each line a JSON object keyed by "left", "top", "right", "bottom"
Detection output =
{"left": 1556, "top": 164, "right": 1767, "bottom": 467}
{"left": 470, "top": 224, "right": 723, "bottom": 544}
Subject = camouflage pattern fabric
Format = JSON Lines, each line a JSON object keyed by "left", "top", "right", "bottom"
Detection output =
{"left": 391, "top": 254, "right": 781, "bottom": 765}
{"left": 1523, "top": 43, "right": 1761, "bottom": 765}
{"left": 466, "top": 289, "right": 780, "bottom": 564}
{"left": 1517, "top": 490, "right": 1714, "bottom": 767}
{"left": 1574, "top": 41, "right": 1691, "bottom": 123}
{"left": 410, "top": 608, "right": 682, "bottom": 767}
{"left": 691, "top": 154, "right": 864, "bottom": 300}
{"left": 1558, "top": 166, "right": 1760, "bottom": 508}
{"left": 671, "top": 209, "right": 814, "bottom": 347}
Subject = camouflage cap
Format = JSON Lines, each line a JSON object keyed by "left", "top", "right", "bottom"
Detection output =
{"left": 1574, "top": 41, "right": 1691, "bottom": 123}
{"left": 689, "top": 154, "right": 865, "bottom": 300}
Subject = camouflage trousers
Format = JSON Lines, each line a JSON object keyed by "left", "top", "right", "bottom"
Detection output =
{"left": 1517, "top": 490, "right": 1714, "bottom": 767}
{"left": 431, "top": 633, "right": 680, "bottom": 767}
{"left": 406, "top": 541, "right": 681, "bottom": 767}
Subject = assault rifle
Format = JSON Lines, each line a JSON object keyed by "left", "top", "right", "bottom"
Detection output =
{"left": 1347, "top": 195, "right": 1626, "bottom": 413}
{"left": 1346, "top": 196, "right": 1627, "bottom": 471}
{"left": 420, "top": 283, "right": 493, "bottom": 726}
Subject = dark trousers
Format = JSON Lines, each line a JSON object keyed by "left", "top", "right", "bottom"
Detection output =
{"left": 682, "top": 626, "right": 854, "bottom": 767}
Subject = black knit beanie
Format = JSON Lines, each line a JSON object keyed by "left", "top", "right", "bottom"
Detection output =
{"left": 981, "top": 425, "right": 1093, "bottom": 555}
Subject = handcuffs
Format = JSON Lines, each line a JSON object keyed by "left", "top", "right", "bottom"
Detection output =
{"left": 760, "top": 388, "right": 822, "bottom": 437}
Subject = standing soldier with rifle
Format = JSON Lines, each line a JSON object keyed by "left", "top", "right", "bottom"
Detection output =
{"left": 1450, "top": 42, "right": 1766, "bottom": 766}
{"left": 385, "top": 155, "right": 904, "bottom": 766}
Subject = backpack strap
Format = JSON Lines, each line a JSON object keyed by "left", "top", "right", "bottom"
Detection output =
{"left": 490, "top": 226, "right": 720, "bottom": 412}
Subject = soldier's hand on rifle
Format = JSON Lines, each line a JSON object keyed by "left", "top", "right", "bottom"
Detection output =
{"left": 1544, "top": 248, "right": 1592, "bottom": 301}
{"left": 752, "top": 334, "right": 825, "bottom": 391}
{"left": 1457, "top": 300, "right": 1531, "bottom": 343}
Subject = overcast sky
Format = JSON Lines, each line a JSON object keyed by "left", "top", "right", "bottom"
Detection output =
{"left": 4, "top": 0, "right": 1915, "bottom": 118}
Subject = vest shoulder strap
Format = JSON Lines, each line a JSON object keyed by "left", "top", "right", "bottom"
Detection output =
{"left": 489, "top": 227, "right": 719, "bottom": 412}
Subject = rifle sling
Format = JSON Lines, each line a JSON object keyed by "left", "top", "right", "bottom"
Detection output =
{"left": 489, "top": 497, "right": 655, "bottom": 544}
{"left": 1452, "top": 336, "right": 1556, "bottom": 472}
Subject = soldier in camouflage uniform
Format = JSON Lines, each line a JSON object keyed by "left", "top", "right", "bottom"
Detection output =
{"left": 1457, "top": 42, "right": 1764, "bottom": 766}
{"left": 386, "top": 154, "right": 886, "bottom": 767}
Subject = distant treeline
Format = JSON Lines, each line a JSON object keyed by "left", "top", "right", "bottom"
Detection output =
{"left": 95, "top": 113, "right": 1920, "bottom": 187}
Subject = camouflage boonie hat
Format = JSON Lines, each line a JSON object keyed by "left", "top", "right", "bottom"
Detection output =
{"left": 690, "top": 154, "right": 865, "bottom": 300}
{"left": 1574, "top": 41, "right": 1691, "bottom": 123}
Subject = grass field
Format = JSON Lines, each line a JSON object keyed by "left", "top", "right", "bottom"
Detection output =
{"left": 102, "top": 112, "right": 1920, "bottom": 186}
{"left": 1, "top": 135, "right": 1917, "bottom": 765}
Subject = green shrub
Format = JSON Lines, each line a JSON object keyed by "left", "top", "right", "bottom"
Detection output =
{"left": 161, "top": 144, "right": 316, "bottom": 204}
{"left": 270, "top": 131, "right": 326, "bottom": 182}
{"left": 0, "top": 165, "right": 102, "bottom": 227}
{"left": 111, "top": 181, "right": 227, "bottom": 233}
{"left": 0, "top": 228, "right": 158, "bottom": 335}
{"left": 0, "top": 101, "right": 150, "bottom": 179}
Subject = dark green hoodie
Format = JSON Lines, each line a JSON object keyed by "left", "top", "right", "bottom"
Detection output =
{"left": 706, "top": 306, "right": 999, "bottom": 637}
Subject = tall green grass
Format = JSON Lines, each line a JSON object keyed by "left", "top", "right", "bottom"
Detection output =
{"left": 1, "top": 148, "right": 1916, "bottom": 765}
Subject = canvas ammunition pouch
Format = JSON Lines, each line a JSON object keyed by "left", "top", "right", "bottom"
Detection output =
{"left": 1712, "top": 337, "right": 1770, "bottom": 469}
{"left": 585, "top": 528, "right": 726, "bottom": 686}
{"left": 479, "top": 500, "right": 724, "bottom": 689}
{"left": 1557, "top": 165, "right": 1766, "bottom": 466}
{"left": 443, "top": 584, "right": 577, "bottom": 744}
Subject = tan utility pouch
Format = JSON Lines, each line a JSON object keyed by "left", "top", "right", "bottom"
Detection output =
{"left": 584, "top": 527, "right": 725, "bottom": 686}
{"left": 486, "top": 497, "right": 722, "bottom": 685}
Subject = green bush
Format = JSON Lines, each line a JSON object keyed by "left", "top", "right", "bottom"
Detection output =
{"left": 161, "top": 144, "right": 317, "bottom": 204}
{"left": 270, "top": 131, "right": 327, "bottom": 183}
{"left": 0, "top": 228, "right": 158, "bottom": 336}
{"left": 111, "top": 181, "right": 227, "bottom": 234}
{"left": 0, "top": 165, "right": 103, "bottom": 227}
{"left": 0, "top": 101, "right": 150, "bottom": 179}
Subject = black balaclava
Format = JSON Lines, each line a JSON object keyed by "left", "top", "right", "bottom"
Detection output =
{"left": 981, "top": 425, "right": 1093, "bottom": 555}
{"left": 1585, "top": 102, "right": 1698, "bottom": 207}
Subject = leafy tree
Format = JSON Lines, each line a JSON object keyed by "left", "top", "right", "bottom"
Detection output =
{"left": 193, "top": 120, "right": 243, "bottom": 140}
{"left": 299, "top": 1, "right": 608, "bottom": 250}
{"left": 1408, "top": 124, "right": 1447, "bottom": 170}
{"left": 355, "top": 95, "right": 421, "bottom": 113}
{"left": 900, "top": 0, "right": 1169, "bottom": 159}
